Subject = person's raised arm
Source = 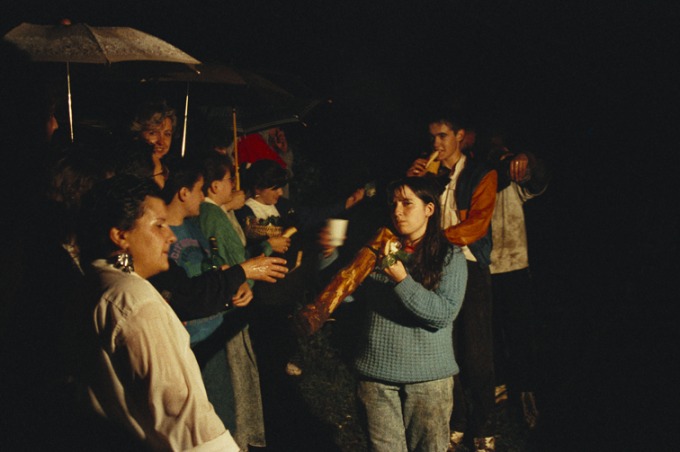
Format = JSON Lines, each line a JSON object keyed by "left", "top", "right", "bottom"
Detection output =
{"left": 149, "top": 259, "right": 245, "bottom": 321}
{"left": 223, "top": 189, "right": 246, "bottom": 211}
{"left": 443, "top": 171, "right": 497, "bottom": 246}
{"left": 406, "top": 157, "right": 429, "bottom": 177}
{"left": 387, "top": 247, "right": 467, "bottom": 330}
{"left": 239, "top": 255, "right": 288, "bottom": 283}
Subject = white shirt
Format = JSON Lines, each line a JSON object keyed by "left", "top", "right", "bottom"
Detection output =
{"left": 489, "top": 183, "right": 537, "bottom": 274}
{"left": 85, "top": 260, "right": 239, "bottom": 451}
{"left": 439, "top": 155, "right": 476, "bottom": 262}
{"left": 245, "top": 197, "right": 281, "bottom": 220}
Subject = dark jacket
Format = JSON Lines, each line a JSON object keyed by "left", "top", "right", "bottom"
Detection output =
{"left": 436, "top": 156, "right": 497, "bottom": 267}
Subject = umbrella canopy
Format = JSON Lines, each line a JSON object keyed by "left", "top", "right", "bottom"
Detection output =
{"left": 4, "top": 22, "right": 200, "bottom": 65}
{"left": 126, "top": 63, "right": 328, "bottom": 161}
{"left": 154, "top": 63, "right": 247, "bottom": 85}
{"left": 198, "top": 98, "right": 327, "bottom": 135}
{"left": 3, "top": 22, "right": 201, "bottom": 141}
{"left": 152, "top": 64, "right": 327, "bottom": 132}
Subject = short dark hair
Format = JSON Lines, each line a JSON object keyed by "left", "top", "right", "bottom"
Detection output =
{"left": 425, "top": 106, "right": 469, "bottom": 132}
{"left": 242, "top": 159, "right": 288, "bottom": 196}
{"left": 200, "top": 151, "right": 233, "bottom": 196}
{"left": 113, "top": 140, "right": 156, "bottom": 180}
{"left": 160, "top": 155, "right": 204, "bottom": 204}
{"left": 77, "top": 175, "right": 161, "bottom": 265}
{"left": 47, "top": 145, "right": 110, "bottom": 244}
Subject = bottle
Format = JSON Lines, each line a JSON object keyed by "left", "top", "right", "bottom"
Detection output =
{"left": 205, "top": 236, "right": 222, "bottom": 271}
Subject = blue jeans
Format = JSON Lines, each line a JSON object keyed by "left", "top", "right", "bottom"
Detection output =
{"left": 358, "top": 377, "right": 453, "bottom": 452}
{"left": 185, "top": 312, "right": 226, "bottom": 346}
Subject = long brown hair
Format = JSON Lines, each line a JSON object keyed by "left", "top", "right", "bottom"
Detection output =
{"left": 387, "top": 177, "right": 451, "bottom": 290}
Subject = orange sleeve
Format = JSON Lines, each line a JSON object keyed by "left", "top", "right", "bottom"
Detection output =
{"left": 443, "top": 171, "right": 497, "bottom": 246}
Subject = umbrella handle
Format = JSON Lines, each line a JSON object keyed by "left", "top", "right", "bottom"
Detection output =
{"left": 181, "top": 83, "right": 189, "bottom": 157}
{"left": 66, "top": 62, "right": 74, "bottom": 142}
{"left": 232, "top": 108, "right": 240, "bottom": 190}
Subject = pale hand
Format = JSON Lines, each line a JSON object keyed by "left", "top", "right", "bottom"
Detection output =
{"left": 224, "top": 190, "right": 246, "bottom": 210}
{"left": 510, "top": 153, "right": 530, "bottom": 182}
{"left": 345, "top": 188, "right": 366, "bottom": 209}
{"left": 231, "top": 282, "right": 253, "bottom": 307}
{"left": 239, "top": 255, "right": 288, "bottom": 282}
{"left": 406, "top": 158, "right": 428, "bottom": 177}
{"left": 268, "top": 236, "right": 291, "bottom": 254}
{"left": 383, "top": 259, "right": 407, "bottom": 283}
{"left": 318, "top": 226, "right": 336, "bottom": 258}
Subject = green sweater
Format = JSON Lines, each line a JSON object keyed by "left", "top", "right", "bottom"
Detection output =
{"left": 199, "top": 202, "right": 247, "bottom": 267}
{"left": 198, "top": 201, "right": 272, "bottom": 287}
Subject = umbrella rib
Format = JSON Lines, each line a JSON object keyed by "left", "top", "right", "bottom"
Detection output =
{"left": 82, "top": 24, "right": 112, "bottom": 64}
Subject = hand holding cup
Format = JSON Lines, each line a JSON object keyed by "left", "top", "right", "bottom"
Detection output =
{"left": 326, "top": 218, "right": 349, "bottom": 247}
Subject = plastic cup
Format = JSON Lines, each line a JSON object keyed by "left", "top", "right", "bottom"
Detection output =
{"left": 327, "top": 218, "right": 349, "bottom": 247}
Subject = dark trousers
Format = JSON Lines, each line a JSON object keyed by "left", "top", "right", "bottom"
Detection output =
{"left": 492, "top": 267, "right": 538, "bottom": 392}
{"left": 450, "top": 260, "right": 495, "bottom": 438}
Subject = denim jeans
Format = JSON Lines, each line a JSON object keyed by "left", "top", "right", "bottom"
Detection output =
{"left": 184, "top": 312, "right": 226, "bottom": 346}
{"left": 358, "top": 377, "right": 453, "bottom": 452}
{"left": 450, "top": 261, "right": 495, "bottom": 438}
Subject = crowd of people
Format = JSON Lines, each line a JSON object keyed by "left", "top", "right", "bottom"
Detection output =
{"left": 0, "top": 59, "right": 549, "bottom": 452}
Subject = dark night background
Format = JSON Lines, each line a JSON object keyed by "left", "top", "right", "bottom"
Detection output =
{"left": 2, "top": 0, "right": 679, "bottom": 450}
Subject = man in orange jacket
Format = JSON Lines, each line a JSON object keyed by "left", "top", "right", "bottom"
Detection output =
{"left": 408, "top": 110, "right": 498, "bottom": 452}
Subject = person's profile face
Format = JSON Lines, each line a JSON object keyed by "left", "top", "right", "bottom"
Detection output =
{"left": 185, "top": 176, "right": 205, "bottom": 217}
{"left": 256, "top": 186, "right": 283, "bottom": 206}
{"left": 121, "top": 196, "right": 176, "bottom": 279}
{"left": 212, "top": 170, "right": 233, "bottom": 204}
{"left": 45, "top": 113, "right": 59, "bottom": 142}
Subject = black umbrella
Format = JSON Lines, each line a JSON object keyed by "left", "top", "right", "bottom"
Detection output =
{"left": 3, "top": 21, "right": 201, "bottom": 141}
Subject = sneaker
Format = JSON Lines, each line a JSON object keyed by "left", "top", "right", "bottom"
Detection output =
{"left": 494, "top": 384, "right": 508, "bottom": 404}
{"left": 473, "top": 436, "right": 495, "bottom": 452}
{"left": 521, "top": 391, "right": 539, "bottom": 429}
{"left": 447, "top": 431, "right": 465, "bottom": 452}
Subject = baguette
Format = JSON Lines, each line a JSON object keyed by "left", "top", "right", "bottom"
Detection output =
{"left": 425, "top": 150, "right": 440, "bottom": 174}
{"left": 282, "top": 227, "right": 298, "bottom": 238}
{"left": 293, "top": 226, "right": 397, "bottom": 336}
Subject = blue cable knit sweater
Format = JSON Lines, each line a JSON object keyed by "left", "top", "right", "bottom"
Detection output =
{"left": 354, "top": 245, "right": 468, "bottom": 383}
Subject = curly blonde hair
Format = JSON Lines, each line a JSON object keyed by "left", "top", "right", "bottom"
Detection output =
{"left": 129, "top": 99, "right": 177, "bottom": 135}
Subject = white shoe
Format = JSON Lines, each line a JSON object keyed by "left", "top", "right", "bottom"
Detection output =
{"left": 494, "top": 384, "right": 508, "bottom": 404}
{"left": 447, "top": 431, "right": 464, "bottom": 451}
{"left": 285, "top": 362, "right": 302, "bottom": 376}
{"left": 473, "top": 436, "right": 495, "bottom": 452}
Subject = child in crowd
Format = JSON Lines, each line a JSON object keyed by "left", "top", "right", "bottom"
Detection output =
{"left": 160, "top": 156, "right": 247, "bottom": 440}
{"left": 196, "top": 151, "right": 270, "bottom": 449}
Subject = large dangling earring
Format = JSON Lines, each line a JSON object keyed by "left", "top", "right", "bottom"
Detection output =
{"left": 113, "top": 251, "right": 134, "bottom": 273}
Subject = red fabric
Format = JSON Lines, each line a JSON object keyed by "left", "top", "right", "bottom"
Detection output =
{"left": 235, "top": 134, "right": 287, "bottom": 168}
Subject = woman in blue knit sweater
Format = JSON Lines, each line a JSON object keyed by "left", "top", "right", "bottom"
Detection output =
{"left": 324, "top": 177, "right": 467, "bottom": 452}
